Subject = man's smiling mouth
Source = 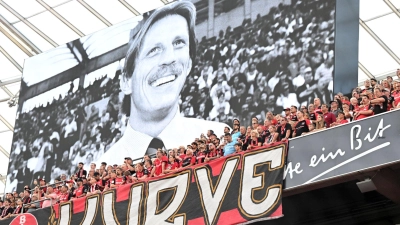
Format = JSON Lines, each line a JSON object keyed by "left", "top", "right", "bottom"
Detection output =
{"left": 149, "top": 74, "right": 177, "bottom": 87}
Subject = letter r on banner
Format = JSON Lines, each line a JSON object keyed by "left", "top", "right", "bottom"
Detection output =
{"left": 239, "top": 145, "right": 285, "bottom": 218}
{"left": 145, "top": 171, "right": 190, "bottom": 225}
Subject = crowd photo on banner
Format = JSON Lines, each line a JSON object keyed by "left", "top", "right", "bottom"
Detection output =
{"left": 7, "top": 0, "right": 390, "bottom": 220}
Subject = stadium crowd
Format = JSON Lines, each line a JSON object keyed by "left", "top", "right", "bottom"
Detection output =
{"left": 2, "top": 74, "right": 400, "bottom": 218}
{"left": 2, "top": 0, "right": 400, "bottom": 219}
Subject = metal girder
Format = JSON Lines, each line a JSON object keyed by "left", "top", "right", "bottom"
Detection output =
{"left": 0, "top": 115, "right": 13, "bottom": 131}
{"left": 358, "top": 62, "right": 374, "bottom": 79}
{"left": 0, "top": 46, "right": 22, "bottom": 72}
{"left": 118, "top": 0, "right": 140, "bottom": 16}
{"left": 36, "top": 0, "right": 84, "bottom": 37}
{"left": 0, "top": 77, "right": 21, "bottom": 87}
{"left": 384, "top": 0, "right": 400, "bottom": 19}
{"left": 0, "top": 0, "right": 58, "bottom": 47}
{"left": 1, "top": 86, "right": 14, "bottom": 98}
{"left": 0, "top": 145, "right": 10, "bottom": 159}
{"left": 359, "top": 18, "right": 400, "bottom": 65}
{"left": 0, "top": 15, "right": 39, "bottom": 56}
{"left": 76, "top": 0, "right": 112, "bottom": 27}
{"left": 160, "top": 0, "right": 170, "bottom": 4}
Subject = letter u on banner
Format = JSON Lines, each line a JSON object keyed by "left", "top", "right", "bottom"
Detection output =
{"left": 238, "top": 145, "right": 285, "bottom": 218}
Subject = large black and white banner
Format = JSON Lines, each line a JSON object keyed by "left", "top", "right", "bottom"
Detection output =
{"left": 6, "top": 0, "right": 336, "bottom": 192}
{"left": 285, "top": 109, "right": 400, "bottom": 189}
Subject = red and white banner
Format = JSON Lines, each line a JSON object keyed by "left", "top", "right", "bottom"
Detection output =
{"left": 2, "top": 143, "right": 286, "bottom": 225}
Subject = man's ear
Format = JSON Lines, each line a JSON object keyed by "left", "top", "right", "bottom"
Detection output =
{"left": 120, "top": 75, "right": 132, "bottom": 95}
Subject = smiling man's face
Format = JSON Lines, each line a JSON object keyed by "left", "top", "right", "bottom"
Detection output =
{"left": 130, "top": 14, "right": 192, "bottom": 114}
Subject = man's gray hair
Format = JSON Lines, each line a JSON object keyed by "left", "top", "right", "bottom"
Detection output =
{"left": 123, "top": 1, "right": 197, "bottom": 79}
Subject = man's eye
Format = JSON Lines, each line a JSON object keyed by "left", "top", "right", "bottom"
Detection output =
{"left": 147, "top": 47, "right": 161, "bottom": 56}
{"left": 174, "top": 39, "right": 186, "bottom": 47}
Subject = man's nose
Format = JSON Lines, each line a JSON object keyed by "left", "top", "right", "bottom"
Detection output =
{"left": 159, "top": 45, "right": 176, "bottom": 66}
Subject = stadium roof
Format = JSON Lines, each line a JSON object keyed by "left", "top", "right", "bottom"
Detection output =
{"left": 0, "top": 0, "right": 399, "bottom": 190}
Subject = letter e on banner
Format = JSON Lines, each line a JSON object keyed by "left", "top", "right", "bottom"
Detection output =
{"left": 239, "top": 145, "right": 285, "bottom": 218}
{"left": 144, "top": 171, "right": 190, "bottom": 225}
{"left": 10, "top": 214, "right": 38, "bottom": 225}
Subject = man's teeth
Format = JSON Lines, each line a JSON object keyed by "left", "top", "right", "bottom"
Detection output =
{"left": 151, "top": 75, "right": 176, "bottom": 87}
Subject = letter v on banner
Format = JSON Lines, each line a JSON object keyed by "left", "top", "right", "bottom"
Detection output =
{"left": 238, "top": 144, "right": 285, "bottom": 218}
{"left": 194, "top": 156, "right": 240, "bottom": 225}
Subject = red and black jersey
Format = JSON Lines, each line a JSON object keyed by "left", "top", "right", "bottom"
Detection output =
{"left": 76, "top": 169, "right": 87, "bottom": 178}
{"left": 294, "top": 120, "right": 309, "bottom": 136}
{"left": 53, "top": 188, "right": 60, "bottom": 195}
{"left": 181, "top": 156, "right": 196, "bottom": 167}
{"left": 309, "top": 112, "right": 316, "bottom": 121}
{"left": 289, "top": 113, "right": 298, "bottom": 121}
{"left": 215, "top": 148, "right": 224, "bottom": 156}
{"left": 115, "top": 177, "right": 125, "bottom": 187}
{"left": 355, "top": 104, "right": 374, "bottom": 120}
{"left": 206, "top": 149, "right": 217, "bottom": 158}
{"left": 196, "top": 151, "right": 206, "bottom": 164}
{"left": 1, "top": 207, "right": 13, "bottom": 218}
{"left": 136, "top": 169, "right": 149, "bottom": 179}
{"left": 154, "top": 156, "right": 168, "bottom": 176}
{"left": 96, "top": 179, "right": 105, "bottom": 191}
{"left": 107, "top": 177, "right": 125, "bottom": 188}
{"left": 73, "top": 185, "right": 88, "bottom": 198}
{"left": 166, "top": 162, "right": 179, "bottom": 170}
{"left": 58, "top": 192, "right": 71, "bottom": 203}
{"left": 13, "top": 206, "right": 23, "bottom": 214}
{"left": 88, "top": 184, "right": 100, "bottom": 193}
{"left": 22, "top": 196, "right": 31, "bottom": 205}
{"left": 314, "top": 107, "right": 322, "bottom": 114}
{"left": 393, "top": 91, "right": 400, "bottom": 107}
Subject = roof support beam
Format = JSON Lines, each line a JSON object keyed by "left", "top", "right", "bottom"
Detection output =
{"left": 0, "top": 145, "right": 9, "bottom": 159}
{"left": 0, "top": 115, "right": 13, "bottom": 131}
{"left": 358, "top": 62, "right": 374, "bottom": 79}
{"left": 36, "top": 0, "right": 84, "bottom": 37}
{"left": 384, "top": 0, "right": 400, "bottom": 19}
{"left": 76, "top": 0, "right": 112, "bottom": 27}
{"left": 160, "top": 0, "right": 170, "bottom": 4}
{"left": 0, "top": 77, "right": 21, "bottom": 87}
{"left": 0, "top": 0, "right": 58, "bottom": 47}
{"left": 0, "top": 46, "right": 22, "bottom": 72}
{"left": 0, "top": 15, "right": 39, "bottom": 56}
{"left": 1, "top": 86, "right": 14, "bottom": 98}
{"left": 118, "top": 0, "right": 140, "bottom": 16}
{"left": 359, "top": 18, "right": 400, "bottom": 65}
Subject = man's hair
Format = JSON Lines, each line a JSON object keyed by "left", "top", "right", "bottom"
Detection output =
{"left": 234, "top": 143, "right": 242, "bottom": 147}
{"left": 93, "top": 172, "right": 100, "bottom": 177}
{"left": 122, "top": 1, "right": 197, "bottom": 115}
{"left": 124, "top": 1, "right": 196, "bottom": 78}
{"left": 224, "top": 133, "right": 231, "bottom": 137}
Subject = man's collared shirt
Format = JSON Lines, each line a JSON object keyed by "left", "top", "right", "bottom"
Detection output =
{"left": 223, "top": 140, "right": 236, "bottom": 156}
{"left": 98, "top": 110, "right": 227, "bottom": 164}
